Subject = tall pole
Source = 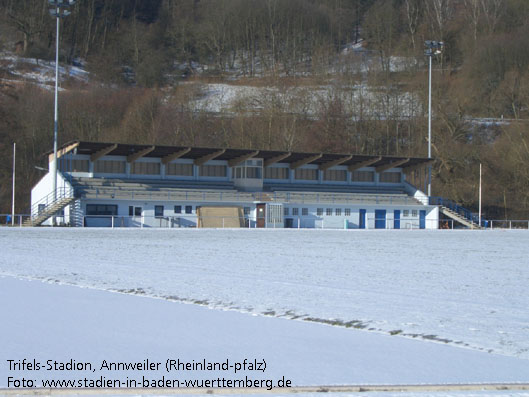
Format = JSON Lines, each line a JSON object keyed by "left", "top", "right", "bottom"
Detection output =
{"left": 427, "top": 54, "right": 432, "bottom": 197}
{"left": 479, "top": 163, "right": 482, "bottom": 227}
{"left": 51, "top": 6, "right": 60, "bottom": 226}
{"left": 11, "top": 143, "right": 16, "bottom": 226}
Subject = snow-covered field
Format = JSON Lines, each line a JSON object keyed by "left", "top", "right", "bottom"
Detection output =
{"left": 3, "top": 275, "right": 528, "bottom": 389}
{"left": 1, "top": 228, "right": 528, "bottom": 363}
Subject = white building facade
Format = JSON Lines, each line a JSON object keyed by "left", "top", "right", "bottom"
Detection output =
{"left": 29, "top": 141, "right": 438, "bottom": 229}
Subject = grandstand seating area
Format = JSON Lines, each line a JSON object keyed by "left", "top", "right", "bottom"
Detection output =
{"left": 70, "top": 177, "right": 421, "bottom": 206}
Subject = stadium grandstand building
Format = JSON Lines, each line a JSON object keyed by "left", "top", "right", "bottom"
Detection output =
{"left": 28, "top": 141, "right": 438, "bottom": 229}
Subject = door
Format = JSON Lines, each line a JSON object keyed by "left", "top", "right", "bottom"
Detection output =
{"left": 419, "top": 210, "right": 426, "bottom": 229}
{"left": 256, "top": 204, "right": 266, "bottom": 228}
{"left": 128, "top": 206, "right": 142, "bottom": 227}
{"left": 359, "top": 209, "right": 366, "bottom": 229}
{"left": 394, "top": 210, "right": 401, "bottom": 229}
{"left": 375, "top": 210, "right": 386, "bottom": 229}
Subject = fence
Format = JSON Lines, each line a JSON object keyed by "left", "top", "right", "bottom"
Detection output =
{"left": 487, "top": 220, "right": 529, "bottom": 229}
{"left": 77, "top": 215, "right": 442, "bottom": 230}
{"left": 2, "top": 214, "right": 528, "bottom": 230}
{"left": 0, "top": 214, "right": 31, "bottom": 226}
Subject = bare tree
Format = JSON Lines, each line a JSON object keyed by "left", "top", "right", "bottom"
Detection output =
{"left": 480, "top": 0, "right": 503, "bottom": 35}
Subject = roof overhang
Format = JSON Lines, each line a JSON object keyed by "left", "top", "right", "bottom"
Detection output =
{"left": 48, "top": 141, "right": 433, "bottom": 171}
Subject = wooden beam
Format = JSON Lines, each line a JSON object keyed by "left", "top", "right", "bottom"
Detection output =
{"left": 228, "top": 150, "right": 259, "bottom": 167}
{"left": 48, "top": 142, "right": 80, "bottom": 163}
{"left": 290, "top": 153, "right": 323, "bottom": 169}
{"left": 319, "top": 155, "right": 352, "bottom": 171}
{"left": 90, "top": 144, "right": 118, "bottom": 162}
{"left": 194, "top": 149, "right": 226, "bottom": 166}
{"left": 348, "top": 156, "right": 382, "bottom": 172}
{"left": 127, "top": 146, "right": 155, "bottom": 163}
{"left": 401, "top": 160, "right": 434, "bottom": 173}
{"left": 264, "top": 152, "right": 291, "bottom": 167}
{"left": 376, "top": 158, "right": 410, "bottom": 173}
{"left": 161, "top": 148, "right": 191, "bottom": 165}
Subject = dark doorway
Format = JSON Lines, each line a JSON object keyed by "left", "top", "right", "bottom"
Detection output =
{"left": 256, "top": 204, "right": 266, "bottom": 228}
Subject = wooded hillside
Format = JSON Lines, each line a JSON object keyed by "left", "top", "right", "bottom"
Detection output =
{"left": 1, "top": 0, "right": 528, "bottom": 219}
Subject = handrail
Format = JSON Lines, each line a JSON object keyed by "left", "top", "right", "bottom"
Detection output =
{"left": 430, "top": 196, "right": 488, "bottom": 227}
{"left": 30, "top": 186, "right": 75, "bottom": 218}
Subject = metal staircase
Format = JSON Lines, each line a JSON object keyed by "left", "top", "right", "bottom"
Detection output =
{"left": 430, "top": 197, "right": 483, "bottom": 229}
{"left": 23, "top": 187, "right": 77, "bottom": 227}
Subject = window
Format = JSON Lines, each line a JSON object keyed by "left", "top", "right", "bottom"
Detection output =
{"left": 317, "top": 208, "right": 323, "bottom": 216}
{"left": 244, "top": 207, "right": 250, "bottom": 215}
{"left": 335, "top": 208, "right": 341, "bottom": 216}
{"left": 267, "top": 204, "right": 283, "bottom": 224}
{"left": 264, "top": 167, "right": 289, "bottom": 179}
{"left": 302, "top": 208, "right": 308, "bottom": 216}
{"left": 326, "top": 208, "right": 332, "bottom": 216}
{"left": 245, "top": 159, "right": 262, "bottom": 166}
{"left": 295, "top": 168, "right": 318, "bottom": 180}
{"left": 234, "top": 166, "right": 261, "bottom": 179}
{"left": 292, "top": 208, "right": 299, "bottom": 216}
{"left": 380, "top": 172, "right": 401, "bottom": 183}
{"left": 246, "top": 167, "right": 261, "bottom": 179}
{"left": 200, "top": 165, "right": 227, "bottom": 177}
{"left": 351, "top": 170, "right": 375, "bottom": 182}
{"left": 155, "top": 205, "right": 164, "bottom": 218}
{"left": 403, "top": 210, "right": 410, "bottom": 217}
{"left": 167, "top": 163, "right": 193, "bottom": 176}
{"left": 412, "top": 210, "right": 418, "bottom": 217}
{"left": 86, "top": 204, "right": 118, "bottom": 216}
{"left": 131, "top": 162, "right": 160, "bottom": 175}
{"left": 345, "top": 208, "right": 351, "bottom": 216}
{"left": 185, "top": 205, "right": 193, "bottom": 214}
{"left": 134, "top": 207, "right": 142, "bottom": 216}
{"left": 284, "top": 207, "right": 290, "bottom": 216}
{"left": 94, "top": 160, "right": 125, "bottom": 174}
{"left": 60, "top": 159, "right": 89, "bottom": 173}
{"left": 174, "top": 205, "right": 182, "bottom": 214}
{"left": 323, "top": 169, "right": 347, "bottom": 181}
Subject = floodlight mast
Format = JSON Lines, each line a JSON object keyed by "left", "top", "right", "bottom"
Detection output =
{"left": 49, "top": 0, "right": 75, "bottom": 226}
{"left": 424, "top": 40, "right": 444, "bottom": 197}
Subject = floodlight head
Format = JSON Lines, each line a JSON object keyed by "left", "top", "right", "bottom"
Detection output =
{"left": 425, "top": 40, "right": 444, "bottom": 56}
{"left": 49, "top": 0, "right": 75, "bottom": 8}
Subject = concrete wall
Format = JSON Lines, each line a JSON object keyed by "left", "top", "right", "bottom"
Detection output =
{"left": 78, "top": 198, "right": 438, "bottom": 229}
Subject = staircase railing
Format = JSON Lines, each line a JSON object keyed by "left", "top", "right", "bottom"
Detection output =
{"left": 429, "top": 196, "right": 487, "bottom": 227}
{"left": 30, "top": 186, "right": 75, "bottom": 218}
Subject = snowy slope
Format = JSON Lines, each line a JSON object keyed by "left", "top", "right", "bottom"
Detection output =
{"left": 192, "top": 82, "right": 420, "bottom": 118}
{"left": 1, "top": 228, "right": 528, "bottom": 362}
{"left": 0, "top": 51, "right": 88, "bottom": 89}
